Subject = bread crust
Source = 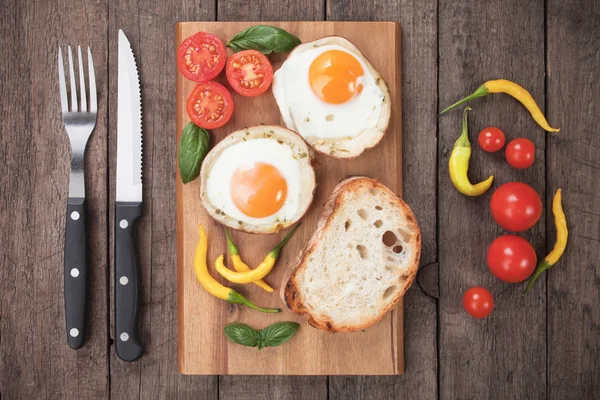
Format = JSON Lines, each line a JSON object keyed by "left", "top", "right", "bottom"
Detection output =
{"left": 281, "top": 177, "right": 421, "bottom": 332}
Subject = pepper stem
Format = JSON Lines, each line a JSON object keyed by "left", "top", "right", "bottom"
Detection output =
{"left": 440, "top": 84, "right": 489, "bottom": 115}
{"left": 268, "top": 224, "right": 300, "bottom": 259}
{"left": 454, "top": 106, "right": 472, "bottom": 148}
{"left": 225, "top": 228, "right": 239, "bottom": 256}
{"left": 227, "top": 290, "right": 281, "bottom": 313}
{"left": 523, "top": 261, "right": 552, "bottom": 294}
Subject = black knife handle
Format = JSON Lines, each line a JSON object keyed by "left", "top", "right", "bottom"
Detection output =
{"left": 114, "top": 201, "right": 144, "bottom": 361}
{"left": 64, "top": 197, "right": 87, "bottom": 349}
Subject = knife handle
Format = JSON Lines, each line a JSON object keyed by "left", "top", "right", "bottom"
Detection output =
{"left": 64, "top": 197, "right": 87, "bottom": 349}
{"left": 114, "top": 201, "right": 144, "bottom": 362}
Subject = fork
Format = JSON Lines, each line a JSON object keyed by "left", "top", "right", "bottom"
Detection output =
{"left": 58, "top": 45, "right": 97, "bottom": 349}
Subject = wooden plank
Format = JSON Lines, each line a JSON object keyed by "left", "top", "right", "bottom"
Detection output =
{"left": 177, "top": 21, "right": 402, "bottom": 376}
{"left": 108, "top": 0, "right": 218, "bottom": 398}
{"left": 437, "top": 0, "right": 547, "bottom": 398}
{"left": 546, "top": 1, "right": 600, "bottom": 398}
{"left": 216, "top": 2, "right": 328, "bottom": 397}
{"left": 0, "top": 0, "right": 109, "bottom": 398}
{"left": 327, "top": 0, "right": 438, "bottom": 398}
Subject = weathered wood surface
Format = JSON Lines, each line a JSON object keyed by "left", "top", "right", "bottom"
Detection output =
{"left": 438, "top": 1, "right": 547, "bottom": 398}
{"left": 1, "top": 0, "right": 598, "bottom": 398}
{"left": 0, "top": 0, "right": 109, "bottom": 399}
{"left": 546, "top": 1, "right": 600, "bottom": 399}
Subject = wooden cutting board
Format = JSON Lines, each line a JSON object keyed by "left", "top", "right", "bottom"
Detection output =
{"left": 176, "top": 21, "right": 402, "bottom": 375}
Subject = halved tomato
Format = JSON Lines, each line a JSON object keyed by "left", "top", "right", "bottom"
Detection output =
{"left": 226, "top": 50, "right": 273, "bottom": 96}
{"left": 186, "top": 82, "right": 234, "bottom": 129}
{"left": 177, "top": 32, "right": 226, "bottom": 82}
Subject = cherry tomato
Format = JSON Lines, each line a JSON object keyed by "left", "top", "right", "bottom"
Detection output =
{"left": 490, "top": 182, "right": 542, "bottom": 232}
{"left": 487, "top": 235, "right": 537, "bottom": 283}
{"left": 186, "top": 82, "right": 234, "bottom": 129}
{"left": 177, "top": 32, "right": 227, "bottom": 82}
{"left": 226, "top": 50, "right": 274, "bottom": 97}
{"left": 478, "top": 127, "right": 505, "bottom": 152}
{"left": 506, "top": 138, "right": 536, "bottom": 169}
{"left": 463, "top": 287, "right": 494, "bottom": 319}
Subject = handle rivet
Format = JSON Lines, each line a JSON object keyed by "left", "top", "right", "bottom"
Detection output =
{"left": 119, "top": 219, "right": 129, "bottom": 229}
{"left": 71, "top": 211, "right": 80, "bottom": 220}
{"left": 120, "top": 332, "right": 129, "bottom": 342}
{"left": 70, "top": 268, "right": 80, "bottom": 278}
{"left": 70, "top": 328, "right": 80, "bottom": 337}
{"left": 119, "top": 276, "right": 129, "bottom": 285}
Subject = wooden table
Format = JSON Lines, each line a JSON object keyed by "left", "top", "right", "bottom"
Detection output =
{"left": 1, "top": 0, "right": 598, "bottom": 398}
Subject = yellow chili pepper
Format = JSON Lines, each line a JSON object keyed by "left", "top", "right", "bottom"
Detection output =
{"left": 226, "top": 228, "right": 274, "bottom": 292}
{"left": 440, "top": 79, "right": 559, "bottom": 132}
{"left": 449, "top": 107, "right": 494, "bottom": 196}
{"left": 216, "top": 225, "right": 299, "bottom": 284}
{"left": 523, "top": 189, "right": 568, "bottom": 294}
{"left": 194, "top": 225, "right": 280, "bottom": 313}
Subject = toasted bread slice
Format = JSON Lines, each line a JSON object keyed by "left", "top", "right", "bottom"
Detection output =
{"left": 282, "top": 177, "right": 420, "bottom": 332}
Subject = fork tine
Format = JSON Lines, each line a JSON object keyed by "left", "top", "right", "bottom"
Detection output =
{"left": 67, "top": 46, "right": 78, "bottom": 112}
{"left": 58, "top": 47, "right": 68, "bottom": 114}
{"left": 77, "top": 46, "right": 87, "bottom": 112}
{"left": 88, "top": 47, "right": 97, "bottom": 113}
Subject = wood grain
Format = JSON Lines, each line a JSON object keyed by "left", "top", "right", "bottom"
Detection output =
{"left": 0, "top": 0, "right": 109, "bottom": 398}
{"left": 438, "top": 0, "right": 547, "bottom": 398}
{"left": 327, "top": 0, "right": 438, "bottom": 398}
{"left": 546, "top": 0, "right": 600, "bottom": 398}
{"left": 177, "top": 21, "right": 403, "bottom": 375}
{"left": 108, "top": 0, "right": 218, "bottom": 398}
{"left": 215, "top": 2, "right": 329, "bottom": 397}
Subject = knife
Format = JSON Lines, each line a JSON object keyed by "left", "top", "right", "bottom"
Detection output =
{"left": 115, "top": 29, "right": 144, "bottom": 362}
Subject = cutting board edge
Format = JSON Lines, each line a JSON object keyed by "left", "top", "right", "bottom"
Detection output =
{"left": 176, "top": 21, "right": 405, "bottom": 376}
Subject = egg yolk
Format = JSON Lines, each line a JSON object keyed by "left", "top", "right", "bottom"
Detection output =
{"left": 230, "top": 162, "right": 287, "bottom": 218}
{"left": 308, "top": 50, "right": 364, "bottom": 104}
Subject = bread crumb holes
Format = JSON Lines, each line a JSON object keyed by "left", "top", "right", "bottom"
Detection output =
{"left": 382, "top": 231, "right": 397, "bottom": 246}
{"left": 383, "top": 285, "right": 397, "bottom": 299}
{"left": 356, "top": 245, "right": 367, "bottom": 259}
{"left": 357, "top": 209, "right": 369, "bottom": 221}
{"left": 373, "top": 219, "right": 383, "bottom": 228}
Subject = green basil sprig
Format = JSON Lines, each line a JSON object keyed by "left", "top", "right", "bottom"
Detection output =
{"left": 227, "top": 25, "right": 301, "bottom": 55}
{"left": 178, "top": 122, "right": 210, "bottom": 184}
{"left": 224, "top": 322, "right": 300, "bottom": 350}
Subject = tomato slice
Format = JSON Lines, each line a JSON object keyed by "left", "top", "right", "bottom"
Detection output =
{"left": 186, "top": 82, "right": 234, "bottom": 129}
{"left": 177, "top": 32, "right": 226, "bottom": 82}
{"left": 226, "top": 50, "right": 273, "bottom": 96}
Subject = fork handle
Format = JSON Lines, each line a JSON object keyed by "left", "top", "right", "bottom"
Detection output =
{"left": 64, "top": 197, "right": 87, "bottom": 349}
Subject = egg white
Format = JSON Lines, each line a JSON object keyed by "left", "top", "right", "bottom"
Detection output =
{"left": 205, "top": 138, "right": 302, "bottom": 225}
{"left": 273, "top": 44, "right": 385, "bottom": 141}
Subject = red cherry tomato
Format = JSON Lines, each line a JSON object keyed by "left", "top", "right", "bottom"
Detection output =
{"left": 487, "top": 235, "right": 537, "bottom": 283}
{"left": 226, "top": 50, "right": 273, "bottom": 97}
{"left": 177, "top": 32, "right": 227, "bottom": 82}
{"left": 463, "top": 287, "right": 494, "bottom": 318}
{"left": 490, "top": 182, "right": 542, "bottom": 232}
{"left": 186, "top": 82, "right": 234, "bottom": 129}
{"left": 478, "top": 127, "right": 506, "bottom": 152}
{"left": 506, "top": 138, "right": 536, "bottom": 169}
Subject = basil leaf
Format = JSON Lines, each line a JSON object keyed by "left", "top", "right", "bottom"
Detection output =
{"left": 224, "top": 323, "right": 259, "bottom": 347}
{"left": 257, "top": 322, "right": 300, "bottom": 350}
{"left": 227, "top": 25, "right": 301, "bottom": 54}
{"left": 178, "top": 122, "right": 210, "bottom": 184}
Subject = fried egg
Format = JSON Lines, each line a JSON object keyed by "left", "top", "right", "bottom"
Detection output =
{"left": 200, "top": 126, "right": 316, "bottom": 234}
{"left": 272, "top": 36, "right": 391, "bottom": 158}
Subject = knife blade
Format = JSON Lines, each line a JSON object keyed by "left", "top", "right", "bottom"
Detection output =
{"left": 115, "top": 29, "right": 144, "bottom": 362}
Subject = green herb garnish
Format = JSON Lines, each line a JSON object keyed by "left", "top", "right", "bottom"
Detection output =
{"left": 178, "top": 122, "right": 210, "bottom": 184}
{"left": 227, "top": 25, "right": 301, "bottom": 54}
{"left": 224, "top": 322, "right": 300, "bottom": 350}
